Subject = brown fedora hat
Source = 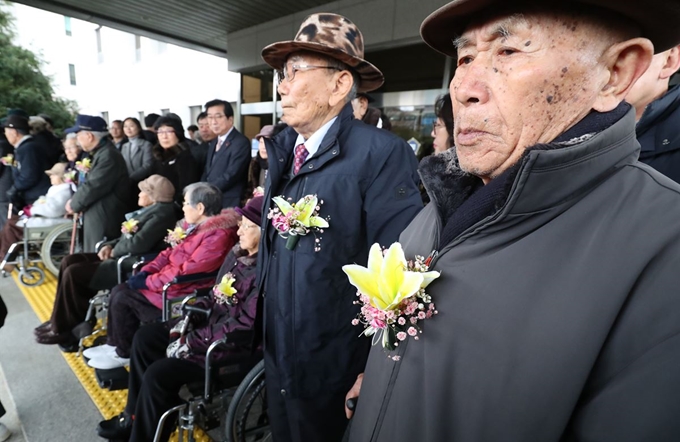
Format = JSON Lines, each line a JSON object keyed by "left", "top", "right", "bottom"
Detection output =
{"left": 261, "top": 13, "right": 384, "bottom": 93}
{"left": 421, "top": 0, "right": 680, "bottom": 57}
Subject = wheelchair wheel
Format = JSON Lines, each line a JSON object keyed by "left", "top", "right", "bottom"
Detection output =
{"left": 19, "top": 266, "right": 45, "bottom": 287}
{"left": 225, "top": 360, "right": 271, "bottom": 442}
{"left": 40, "top": 223, "right": 74, "bottom": 276}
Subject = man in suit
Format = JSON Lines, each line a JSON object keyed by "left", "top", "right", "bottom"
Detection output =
{"left": 200, "top": 99, "right": 251, "bottom": 208}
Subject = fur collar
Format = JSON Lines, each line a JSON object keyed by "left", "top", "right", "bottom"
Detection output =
{"left": 189, "top": 209, "right": 240, "bottom": 235}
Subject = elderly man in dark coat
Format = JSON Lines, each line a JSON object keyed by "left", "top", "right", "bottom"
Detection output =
{"left": 347, "top": 1, "right": 680, "bottom": 442}
{"left": 2, "top": 115, "right": 51, "bottom": 207}
{"left": 258, "top": 13, "right": 422, "bottom": 442}
{"left": 65, "top": 115, "right": 131, "bottom": 253}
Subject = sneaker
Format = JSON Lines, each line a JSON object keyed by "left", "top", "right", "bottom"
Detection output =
{"left": 97, "top": 412, "right": 132, "bottom": 440}
{"left": 87, "top": 353, "right": 130, "bottom": 370}
{"left": 82, "top": 343, "right": 116, "bottom": 359}
{"left": 0, "top": 422, "right": 10, "bottom": 442}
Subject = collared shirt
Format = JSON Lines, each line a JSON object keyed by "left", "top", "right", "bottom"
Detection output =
{"left": 216, "top": 126, "right": 234, "bottom": 150}
{"left": 293, "top": 116, "right": 338, "bottom": 162}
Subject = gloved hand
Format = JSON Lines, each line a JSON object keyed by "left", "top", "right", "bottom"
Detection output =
{"left": 127, "top": 271, "right": 149, "bottom": 290}
{"left": 166, "top": 336, "right": 190, "bottom": 359}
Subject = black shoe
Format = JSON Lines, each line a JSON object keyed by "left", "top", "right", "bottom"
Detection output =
{"left": 58, "top": 339, "right": 79, "bottom": 353}
{"left": 34, "top": 321, "right": 52, "bottom": 335}
{"left": 97, "top": 412, "right": 132, "bottom": 440}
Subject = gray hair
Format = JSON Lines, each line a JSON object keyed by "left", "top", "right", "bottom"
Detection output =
{"left": 83, "top": 130, "right": 109, "bottom": 140}
{"left": 183, "top": 182, "right": 222, "bottom": 216}
{"left": 65, "top": 133, "right": 77, "bottom": 140}
{"left": 326, "top": 58, "right": 360, "bottom": 102}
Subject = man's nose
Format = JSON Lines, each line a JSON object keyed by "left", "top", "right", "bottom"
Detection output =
{"left": 452, "top": 61, "right": 491, "bottom": 106}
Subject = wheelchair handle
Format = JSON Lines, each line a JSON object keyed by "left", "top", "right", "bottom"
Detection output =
{"left": 183, "top": 305, "right": 211, "bottom": 317}
{"left": 205, "top": 337, "right": 228, "bottom": 400}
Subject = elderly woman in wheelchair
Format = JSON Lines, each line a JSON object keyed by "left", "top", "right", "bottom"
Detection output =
{"left": 84, "top": 182, "right": 239, "bottom": 370}
{"left": 34, "top": 175, "right": 178, "bottom": 350}
{"left": 0, "top": 162, "right": 72, "bottom": 272}
{"left": 94, "top": 195, "right": 262, "bottom": 442}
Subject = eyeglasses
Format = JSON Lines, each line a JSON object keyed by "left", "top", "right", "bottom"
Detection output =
{"left": 157, "top": 129, "right": 175, "bottom": 135}
{"left": 207, "top": 114, "right": 226, "bottom": 120}
{"left": 276, "top": 63, "right": 342, "bottom": 85}
{"left": 238, "top": 222, "right": 259, "bottom": 230}
{"left": 432, "top": 122, "right": 446, "bottom": 134}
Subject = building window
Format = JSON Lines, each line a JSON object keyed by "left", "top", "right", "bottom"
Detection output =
{"left": 101, "top": 111, "right": 109, "bottom": 124}
{"left": 135, "top": 35, "right": 142, "bottom": 62}
{"left": 189, "top": 105, "right": 202, "bottom": 124}
{"left": 161, "top": 108, "right": 170, "bottom": 116}
{"left": 64, "top": 16, "right": 72, "bottom": 36}
{"left": 68, "top": 64, "right": 76, "bottom": 85}
{"left": 138, "top": 111, "right": 145, "bottom": 123}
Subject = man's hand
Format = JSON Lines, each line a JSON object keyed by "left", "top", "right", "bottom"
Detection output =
{"left": 97, "top": 245, "right": 113, "bottom": 261}
{"left": 345, "top": 373, "right": 363, "bottom": 419}
{"left": 65, "top": 199, "right": 73, "bottom": 214}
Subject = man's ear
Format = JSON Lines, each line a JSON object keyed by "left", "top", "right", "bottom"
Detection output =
{"left": 593, "top": 38, "right": 654, "bottom": 112}
{"left": 328, "top": 71, "right": 355, "bottom": 107}
{"left": 659, "top": 46, "right": 680, "bottom": 80}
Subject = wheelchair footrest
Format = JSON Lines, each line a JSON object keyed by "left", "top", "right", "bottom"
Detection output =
{"left": 95, "top": 367, "right": 129, "bottom": 391}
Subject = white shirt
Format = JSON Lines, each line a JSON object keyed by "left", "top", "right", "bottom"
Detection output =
{"left": 293, "top": 116, "right": 338, "bottom": 162}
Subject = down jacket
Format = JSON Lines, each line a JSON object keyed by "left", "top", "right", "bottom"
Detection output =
{"left": 349, "top": 105, "right": 680, "bottom": 442}
{"left": 182, "top": 245, "right": 258, "bottom": 367}
{"left": 139, "top": 210, "right": 239, "bottom": 308}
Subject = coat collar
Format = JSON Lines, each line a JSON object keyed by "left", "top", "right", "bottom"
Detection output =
{"left": 420, "top": 104, "right": 639, "bottom": 223}
{"left": 636, "top": 84, "right": 680, "bottom": 153}
{"left": 265, "top": 103, "right": 353, "bottom": 184}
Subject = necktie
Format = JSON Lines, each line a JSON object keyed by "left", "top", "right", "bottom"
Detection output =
{"left": 293, "top": 144, "right": 309, "bottom": 175}
{"left": 215, "top": 138, "right": 225, "bottom": 153}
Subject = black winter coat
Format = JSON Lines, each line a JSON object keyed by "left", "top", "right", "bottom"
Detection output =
{"left": 151, "top": 142, "right": 199, "bottom": 205}
{"left": 11, "top": 136, "right": 51, "bottom": 205}
{"left": 70, "top": 138, "right": 131, "bottom": 252}
{"left": 636, "top": 84, "right": 680, "bottom": 183}
{"left": 258, "top": 103, "right": 422, "bottom": 399}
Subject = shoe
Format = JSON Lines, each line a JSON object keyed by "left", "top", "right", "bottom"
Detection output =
{"left": 59, "top": 340, "right": 79, "bottom": 353}
{"left": 0, "top": 422, "right": 10, "bottom": 442}
{"left": 88, "top": 353, "right": 130, "bottom": 370}
{"left": 82, "top": 343, "right": 116, "bottom": 359}
{"left": 34, "top": 320, "right": 52, "bottom": 335}
{"left": 96, "top": 412, "right": 132, "bottom": 440}
{"left": 35, "top": 329, "right": 75, "bottom": 345}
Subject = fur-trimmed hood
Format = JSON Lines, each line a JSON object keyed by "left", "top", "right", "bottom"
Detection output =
{"left": 191, "top": 208, "right": 240, "bottom": 235}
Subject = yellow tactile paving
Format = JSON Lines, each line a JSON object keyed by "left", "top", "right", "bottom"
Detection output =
{"left": 11, "top": 266, "right": 212, "bottom": 442}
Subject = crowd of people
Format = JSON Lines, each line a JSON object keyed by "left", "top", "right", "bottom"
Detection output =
{"left": 2, "top": 0, "right": 680, "bottom": 441}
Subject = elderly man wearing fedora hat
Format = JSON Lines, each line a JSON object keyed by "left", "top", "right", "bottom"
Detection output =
{"left": 258, "top": 12, "right": 422, "bottom": 442}
{"left": 345, "top": 1, "right": 680, "bottom": 441}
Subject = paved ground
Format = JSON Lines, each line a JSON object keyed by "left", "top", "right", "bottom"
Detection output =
{"left": 0, "top": 275, "right": 102, "bottom": 442}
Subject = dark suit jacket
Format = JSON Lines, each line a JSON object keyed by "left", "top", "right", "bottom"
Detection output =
{"left": 201, "top": 127, "right": 251, "bottom": 208}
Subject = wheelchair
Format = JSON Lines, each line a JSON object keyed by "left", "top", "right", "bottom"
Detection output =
{"left": 153, "top": 295, "right": 270, "bottom": 442}
{"left": 0, "top": 214, "right": 79, "bottom": 286}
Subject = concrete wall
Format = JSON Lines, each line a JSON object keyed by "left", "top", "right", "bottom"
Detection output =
{"left": 227, "top": 0, "right": 447, "bottom": 72}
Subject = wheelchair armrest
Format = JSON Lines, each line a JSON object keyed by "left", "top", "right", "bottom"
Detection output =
{"left": 94, "top": 237, "right": 108, "bottom": 252}
{"left": 131, "top": 252, "right": 160, "bottom": 275}
{"left": 116, "top": 253, "right": 132, "bottom": 285}
{"left": 162, "top": 272, "right": 217, "bottom": 321}
{"left": 205, "top": 337, "right": 229, "bottom": 400}
{"left": 171, "top": 271, "right": 218, "bottom": 285}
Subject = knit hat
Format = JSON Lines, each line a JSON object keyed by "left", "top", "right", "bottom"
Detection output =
{"left": 155, "top": 115, "right": 186, "bottom": 141}
{"left": 235, "top": 196, "right": 264, "bottom": 226}
{"left": 138, "top": 174, "right": 175, "bottom": 203}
